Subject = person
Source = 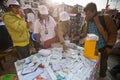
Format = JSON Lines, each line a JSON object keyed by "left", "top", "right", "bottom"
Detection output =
{"left": 0, "top": 0, "right": 13, "bottom": 51}
{"left": 56, "top": 11, "right": 70, "bottom": 52}
{"left": 34, "top": 5, "right": 58, "bottom": 49}
{"left": 83, "top": 2, "right": 117, "bottom": 80}
{"left": 70, "top": 13, "right": 87, "bottom": 46}
{"left": 23, "top": 4, "right": 39, "bottom": 52}
{"left": 3, "top": 0, "right": 31, "bottom": 59}
{"left": 69, "top": 13, "right": 78, "bottom": 44}
{"left": 23, "top": 4, "right": 36, "bottom": 33}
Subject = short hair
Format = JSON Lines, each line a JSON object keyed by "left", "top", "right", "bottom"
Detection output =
{"left": 84, "top": 2, "right": 97, "bottom": 12}
{"left": 76, "top": 13, "right": 81, "bottom": 17}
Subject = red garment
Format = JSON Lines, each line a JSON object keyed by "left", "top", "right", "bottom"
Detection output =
{"left": 73, "top": 34, "right": 79, "bottom": 37}
{"left": 105, "top": 5, "right": 110, "bottom": 11}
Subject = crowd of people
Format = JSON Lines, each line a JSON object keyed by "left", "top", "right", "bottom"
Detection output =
{"left": 0, "top": 0, "right": 120, "bottom": 80}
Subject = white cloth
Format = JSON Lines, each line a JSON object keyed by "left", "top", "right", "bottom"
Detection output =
{"left": 27, "top": 13, "right": 36, "bottom": 32}
{"left": 0, "top": 22, "right": 5, "bottom": 26}
{"left": 53, "top": 7, "right": 64, "bottom": 17}
{"left": 7, "top": 0, "right": 20, "bottom": 7}
{"left": 38, "top": 49, "right": 51, "bottom": 56}
{"left": 23, "top": 4, "right": 31, "bottom": 9}
{"left": 34, "top": 16, "right": 56, "bottom": 42}
{"left": 38, "top": 5, "right": 48, "bottom": 14}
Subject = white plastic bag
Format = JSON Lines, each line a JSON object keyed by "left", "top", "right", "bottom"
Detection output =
{"left": 85, "top": 34, "right": 99, "bottom": 41}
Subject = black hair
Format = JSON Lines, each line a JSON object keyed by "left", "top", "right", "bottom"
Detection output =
{"left": 76, "top": 13, "right": 81, "bottom": 17}
{"left": 84, "top": 2, "right": 97, "bottom": 13}
{"left": 27, "top": 8, "right": 36, "bottom": 15}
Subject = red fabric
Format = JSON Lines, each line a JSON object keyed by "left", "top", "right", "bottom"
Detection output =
{"left": 43, "top": 37, "right": 58, "bottom": 49}
{"left": 105, "top": 5, "right": 110, "bottom": 10}
{"left": 73, "top": 34, "right": 79, "bottom": 37}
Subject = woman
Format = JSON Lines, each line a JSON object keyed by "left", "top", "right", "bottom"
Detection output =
{"left": 34, "top": 5, "right": 57, "bottom": 49}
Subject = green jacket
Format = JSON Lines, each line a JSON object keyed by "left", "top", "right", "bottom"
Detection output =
{"left": 3, "top": 11, "right": 30, "bottom": 47}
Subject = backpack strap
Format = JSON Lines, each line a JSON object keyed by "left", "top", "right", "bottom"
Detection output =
{"left": 99, "top": 15, "right": 107, "bottom": 31}
{"left": 99, "top": 15, "right": 115, "bottom": 49}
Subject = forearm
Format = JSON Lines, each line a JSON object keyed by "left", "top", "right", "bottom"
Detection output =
{"left": 27, "top": 22, "right": 32, "bottom": 28}
{"left": 36, "top": 33, "right": 41, "bottom": 43}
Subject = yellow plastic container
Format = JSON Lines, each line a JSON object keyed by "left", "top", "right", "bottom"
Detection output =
{"left": 84, "top": 40, "right": 98, "bottom": 60}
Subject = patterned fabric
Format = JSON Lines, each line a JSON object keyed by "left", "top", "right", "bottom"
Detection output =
{"left": 88, "top": 21, "right": 106, "bottom": 49}
{"left": 70, "top": 17, "right": 85, "bottom": 44}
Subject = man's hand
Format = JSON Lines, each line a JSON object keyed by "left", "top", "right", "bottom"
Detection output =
{"left": 105, "top": 47, "right": 112, "bottom": 54}
{"left": 63, "top": 44, "right": 67, "bottom": 52}
{"left": 27, "top": 22, "right": 32, "bottom": 28}
{"left": 18, "top": 9, "right": 25, "bottom": 18}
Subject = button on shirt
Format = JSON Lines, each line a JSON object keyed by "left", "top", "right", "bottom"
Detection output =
{"left": 34, "top": 16, "right": 56, "bottom": 42}
{"left": 88, "top": 22, "right": 106, "bottom": 49}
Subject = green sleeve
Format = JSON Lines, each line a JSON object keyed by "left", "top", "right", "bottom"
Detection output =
{"left": 3, "top": 14, "right": 27, "bottom": 32}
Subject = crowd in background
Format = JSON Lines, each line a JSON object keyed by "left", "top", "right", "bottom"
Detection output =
{"left": 0, "top": 0, "right": 120, "bottom": 80}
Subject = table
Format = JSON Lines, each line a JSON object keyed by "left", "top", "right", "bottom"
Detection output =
{"left": 14, "top": 43, "right": 99, "bottom": 80}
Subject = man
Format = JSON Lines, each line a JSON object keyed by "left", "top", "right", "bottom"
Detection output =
{"left": 3, "top": 0, "right": 31, "bottom": 59}
{"left": 84, "top": 2, "right": 117, "bottom": 80}
{"left": 57, "top": 11, "right": 70, "bottom": 52}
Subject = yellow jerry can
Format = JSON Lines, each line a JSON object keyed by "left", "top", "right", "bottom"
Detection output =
{"left": 84, "top": 40, "right": 98, "bottom": 60}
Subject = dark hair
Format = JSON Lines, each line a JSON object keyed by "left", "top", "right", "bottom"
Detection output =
{"left": 27, "top": 8, "right": 36, "bottom": 15}
{"left": 84, "top": 2, "right": 97, "bottom": 12}
{"left": 37, "top": 12, "right": 42, "bottom": 20}
{"left": 9, "top": 5, "right": 20, "bottom": 8}
{"left": 76, "top": 13, "right": 81, "bottom": 17}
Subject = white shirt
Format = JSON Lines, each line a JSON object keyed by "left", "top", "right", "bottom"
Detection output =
{"left": 27, "top": 13, "right": 36, "bottom": 32}
{"left": 34, "top": 16, "right": 56, "bottom": 42}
